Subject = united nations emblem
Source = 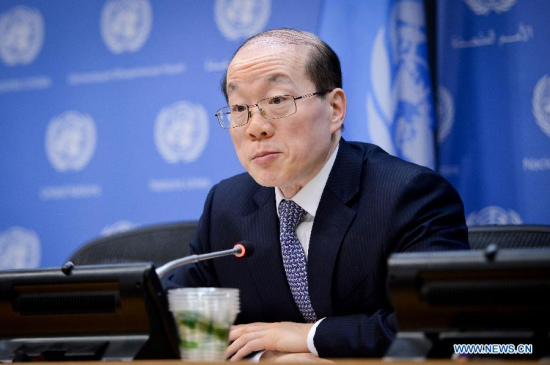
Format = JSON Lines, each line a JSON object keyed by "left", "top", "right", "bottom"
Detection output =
{"left": 0, "top": 6, "right": 44, "bottom": 66}
{"left": 366, "top": 0, "right": 435, "bottom": 169}
{"left": 45, "top": 111, "right": 97, "bottom": 172}
{"left": 466, "top": 206, "right": 523, "bottom": 226}
{"left": 533, "top": 74, "right": 550, "bottom": 138}
{"left": 154, "top": 101, "right": 209, "bottom": 163}
{"left": 101, "top": 220, "right": 137, "bottom": 236}
{"left": 464, "top": 0, "right": 516, "bottom": 15}
{"left": 100, "top": 0, "right": 152, "bottom": 54}
{"left": 437, "top": 86, "right": 455, "bottom": 143}
{"left": 0, "top": 226, "right": 41, "bottom": 269}
{"left": 215, "top": 0, "right": 271, "bottom": 41}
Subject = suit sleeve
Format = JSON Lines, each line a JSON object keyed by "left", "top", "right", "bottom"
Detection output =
{"left": 313, "top": 170, "right": 469, "bottom": 358}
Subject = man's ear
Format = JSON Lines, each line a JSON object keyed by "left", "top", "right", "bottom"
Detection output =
{"left": 329, "top": 88, "right": 346, "bottom": 133}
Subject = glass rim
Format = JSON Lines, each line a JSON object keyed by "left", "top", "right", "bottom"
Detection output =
{"left": 215, "top": 90, "right": 333, "bottom": 129}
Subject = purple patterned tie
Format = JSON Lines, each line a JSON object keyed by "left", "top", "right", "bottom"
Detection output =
{"left": 278, "top": 199, "right": 316, "bottom": 323}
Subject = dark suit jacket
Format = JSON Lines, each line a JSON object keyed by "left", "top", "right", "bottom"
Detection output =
{"left": 165, "top": 139, "right": 469, "bottom": 357}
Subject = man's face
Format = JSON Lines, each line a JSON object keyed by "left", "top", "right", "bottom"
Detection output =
{"left": 226, "top": 42, "right": 342, "bottom": 197}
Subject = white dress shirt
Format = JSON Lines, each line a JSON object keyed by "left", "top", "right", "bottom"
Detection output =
{"left": 274, "top": 144, "right": 339, "bottom": 356}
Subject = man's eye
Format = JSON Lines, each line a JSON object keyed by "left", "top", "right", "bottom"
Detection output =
{"left": 270, "top": 96, "right": 282, "bottom": 104}
{"left": 232, "top": 105, "right": 246, "bottom": 113}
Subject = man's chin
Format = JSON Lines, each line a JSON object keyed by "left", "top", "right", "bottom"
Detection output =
{"left": 248, "top": 171, "right": 280, "bottom": 188}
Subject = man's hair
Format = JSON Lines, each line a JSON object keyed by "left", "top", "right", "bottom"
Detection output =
{"left": 221, "top": 28, "right": 342, "bottom": 102}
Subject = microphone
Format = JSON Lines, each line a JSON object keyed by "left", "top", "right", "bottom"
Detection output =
{"left": 156, "top": 241, "right": 253, "bottom": 279}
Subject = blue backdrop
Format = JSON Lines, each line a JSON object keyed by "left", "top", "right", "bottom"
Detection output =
{"left": 1, "top": 0, "right": 548, "bottom": 269}
{"left": 436, "top": 0, "right": 550, "bottom": 225}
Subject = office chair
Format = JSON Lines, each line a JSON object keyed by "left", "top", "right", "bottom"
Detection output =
{"left": 68, "top": 221, "right": 198, "bottom": 267}
{"left": 468, "top": 224, "right": 550, "bottom": 250}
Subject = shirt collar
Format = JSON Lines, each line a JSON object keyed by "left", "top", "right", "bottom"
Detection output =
{"left": 275, "top": 144, "right": 339, "bottom": 218}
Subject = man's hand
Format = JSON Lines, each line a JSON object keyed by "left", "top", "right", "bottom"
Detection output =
{"left": 226, "top": 322, "right": 314, "bottom": 361}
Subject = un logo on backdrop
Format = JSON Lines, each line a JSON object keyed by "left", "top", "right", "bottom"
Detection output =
{"left": 0, "top": 6, "right": 44, "bottom": 66}
{"left": 101, "top": 0, "right": 152, "bottom": 54}
{"left": 45, "top": 111, "right": 97, "bottom": 172}
{"left": 215, "top": 0, "right": 271, "bottom": 41}
{"left": 466, "top": 206, "right": 523, "bottom": 226}
{"left": 366, "top": 0, "right": 434, "bottom": 168}
{"left": 464, "top": 0, "right": 516, "bottom": 15}
{"left": 533, "top": 74, "right": 550, "bottom": 138}
{"left": 0, "top": 227, "right": 41, "bottom": 269}
{"left": 101, "top": 220, "right": 137, "bottom": 236}
{"left": 437, "top": 86, "right": 455, "bottom": 143}
{"left": 154, "top": 101, "right": 209, "bottom": 163}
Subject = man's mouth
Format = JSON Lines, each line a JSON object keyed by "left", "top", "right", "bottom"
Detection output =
{"left": 252, "top": 151, "right": 280, "bottom": 163}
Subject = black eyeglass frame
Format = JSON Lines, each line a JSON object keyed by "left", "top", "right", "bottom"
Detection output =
{"left": 215, "top": 90, "right": 333, "bottom": 129}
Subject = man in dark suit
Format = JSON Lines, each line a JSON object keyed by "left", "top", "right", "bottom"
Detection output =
{"left": 164, "top": 28, "right": 468, "bottom": 360}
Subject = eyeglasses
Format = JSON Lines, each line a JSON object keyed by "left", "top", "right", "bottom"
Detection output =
{"left": 215, "top": 90, "right": 332, "bottom": 129}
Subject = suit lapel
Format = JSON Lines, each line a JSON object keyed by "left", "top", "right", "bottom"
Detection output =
{"left": 307, "top": 140, "right": 362, "bottom": 318}
{"left": 241, "top": 186, "right": 303, "bottom": 321}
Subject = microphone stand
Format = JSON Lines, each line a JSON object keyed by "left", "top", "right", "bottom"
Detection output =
{"left": 156, "top": 244, "right": 245, "bottom": 279}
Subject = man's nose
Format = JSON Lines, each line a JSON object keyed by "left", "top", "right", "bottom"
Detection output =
{"left": 246, "top": 106, "right": 274, "bottom": 139}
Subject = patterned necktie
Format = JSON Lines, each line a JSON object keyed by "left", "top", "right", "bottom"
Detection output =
{"left": 278, "top": 199, "right": 316, "bottom": 323}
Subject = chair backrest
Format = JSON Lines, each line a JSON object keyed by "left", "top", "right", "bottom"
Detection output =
{"left": 68, "top": 221, "right": 198, "bottom": 267}
{"left": 468, "top": 224, "right": 550, "bottom": 250}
